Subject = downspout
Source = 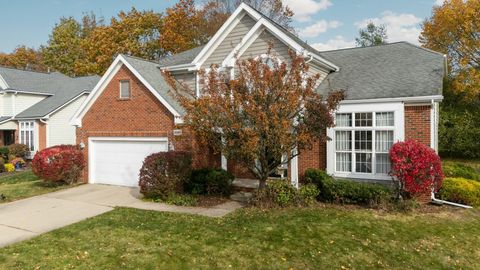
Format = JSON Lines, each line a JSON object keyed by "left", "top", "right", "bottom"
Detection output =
{"left": 431, "top": 190, "right": 472, "bottom": 209}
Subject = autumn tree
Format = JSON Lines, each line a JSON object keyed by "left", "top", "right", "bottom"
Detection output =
{"left": 80, "top": 8, "right": 164, "bottom": 75}
{"left": 42, "top": 13, "right": 101, "bottom": 76}
{"left": 0, "top": 46, "right": 46, "bottom": 72}
{"left": 166, "top": 48, "right": 344, "bottom": 188}
{"left": 420, "top": 0, "right": 480, "bottom": 98}
{"left": 204, "top": 0, "right": 294, "bottom": 32}
{"left": 159, "top": 0, "right": 211, "bottom": 54}
{"left": 355, "top": 22, "right": 388, "bottom": 47}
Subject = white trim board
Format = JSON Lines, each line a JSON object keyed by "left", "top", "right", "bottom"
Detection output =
{"left": 0, "top": 74, "right": 9, "bottom": 89}
{"left": 71, "top": 55, "right": 182, "bottom": 127}
{"left": 326, "top": 102, "right": 405, "bottom": 181}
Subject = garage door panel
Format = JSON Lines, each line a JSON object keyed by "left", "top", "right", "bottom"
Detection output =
{"left": 90, "top": 139, "right": 168, "bottom": 187}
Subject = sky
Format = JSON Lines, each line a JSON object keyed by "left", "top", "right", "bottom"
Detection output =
{"left": 0, "top": 0, "right": 444, "bottom": 53}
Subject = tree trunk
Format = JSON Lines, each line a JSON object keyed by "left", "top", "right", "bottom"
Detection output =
{"left": 258, "top": 177, "right": 268, "bottom": 189}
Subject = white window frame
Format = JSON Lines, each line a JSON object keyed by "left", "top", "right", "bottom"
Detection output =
{"left": 326, "top": 102, "right": 404, "bottom": 181}
{"left": 19, "top": 121, "right": 36, "bottom": 153}
{"left": 119, "top": 80, "right": 131, "bottom": 99}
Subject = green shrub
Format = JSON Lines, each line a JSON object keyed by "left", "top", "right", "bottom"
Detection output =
{"left": 438, "top": 177, "right": 480, "bottom": 207}
{"left": 298, "top": 184, "right": 320, "bottom": 206}
{"left": 439, "top": 108, "right": 480, "bottom": 159}
{"left": 138, "top": 151, "right": 192, "bottom": 200}
{"left": 0, "top": 157, "right": 5, "bottom": 173}
{"left": 442, "top": 162, "right": 479, "bottom": 181}
{"left": 251, "top": 180, "right": 320, "bottom": 208}
{"left": 0, "top": 147, "right": 9, "bottom": 161}
{"left": 186, "top": 168, "right": 234, "bottom": 196}
{"left": 7, "top": 144, "right": 29, "bottom": 159}
{"left": 304, "top": 169, "right": 391, "bottom": 206}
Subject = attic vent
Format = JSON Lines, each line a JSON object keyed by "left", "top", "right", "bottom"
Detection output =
{"left": 173, "top": 129, "right": 183, "bottom": 136}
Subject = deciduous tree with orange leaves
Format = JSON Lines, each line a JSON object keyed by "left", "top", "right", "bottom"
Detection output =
{"left": 165, "top": 48, "right": 344, "bottom": 188}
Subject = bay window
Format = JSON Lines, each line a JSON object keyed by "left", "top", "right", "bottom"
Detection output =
{"left": 332, "top": 111, "right": 396, "bottom": 177}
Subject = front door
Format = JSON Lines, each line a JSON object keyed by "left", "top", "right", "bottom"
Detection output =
{"left": 3, "top": 130, "right": 15, "bottom": 146}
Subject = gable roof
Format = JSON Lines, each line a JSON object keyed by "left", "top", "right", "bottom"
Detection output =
{"left": 122, "top": 55, "right": 185, "bottom": 115}
{"left": 71, "top": 54, "right": 184, "bottom": 126}
{"left": 0, "top": 66, "right": 99, "bottom": 118}
{"left": 158, "top": 46, "right": 205, "bottom": 67}
{"left": 316, "top": 42, "right": 445, "bottom": 101}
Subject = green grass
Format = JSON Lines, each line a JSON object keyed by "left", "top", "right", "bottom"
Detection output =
{"left": 0, "top": 207, "right": 479, "bottom": 269}
{"left": 0, "top": 171, "right": 73, "bottom": 203}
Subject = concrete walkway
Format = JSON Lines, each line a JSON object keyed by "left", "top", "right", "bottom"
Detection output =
{"left": 0, "top": 184, "right": 244, "bottom": 248}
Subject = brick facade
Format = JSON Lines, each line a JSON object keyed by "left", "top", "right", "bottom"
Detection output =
{"left": 77, "top": 65, "right": 219, "bottom": 183}
{"left": 404, "top": 105, "right": 431, "bottom": 146}
{"left": 298, "top": 140, "right": 326, "bottom": 180}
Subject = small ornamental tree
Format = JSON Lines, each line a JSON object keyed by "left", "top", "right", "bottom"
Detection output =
{"left": 389, "top": 140, "right": 444, "bottom": 197}
{"left": 165, "top": 47, "right": 344, "bottom": 188}
{"left": 32, "top": 145, "right": 85, "bottom": 184}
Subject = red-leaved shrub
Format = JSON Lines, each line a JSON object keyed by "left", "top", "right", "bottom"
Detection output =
{"left": 390, "top": 140, "right": 444, "bottom": 196}
{"left": 32, "top": 145, "right": 85, "bottom": 184}
{"left": 138, "top": 151, "right": 192, "bottom": 199}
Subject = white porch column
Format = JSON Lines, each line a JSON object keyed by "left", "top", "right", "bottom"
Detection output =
{"left": 290, "top": 148, "right": 299, "bottom": 188}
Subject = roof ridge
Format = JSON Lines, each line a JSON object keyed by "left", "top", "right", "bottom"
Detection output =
{"left": 318, "top": 41, "right": 444, "bottom": 56}
{"left": 120, "top": 54, "right": 162, "bottom": 66}
{"left": 0, "top": 65, "right": 52, "bottom": 75}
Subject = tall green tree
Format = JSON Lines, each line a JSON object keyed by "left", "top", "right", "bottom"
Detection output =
{"left": 355, "top": 22, "right": 388, "bottom": 47}
{"left": 42, "top": 17, "right": 84, "bottom": 76}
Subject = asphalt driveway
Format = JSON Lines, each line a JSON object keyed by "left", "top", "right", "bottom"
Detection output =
{"left": 0, "top": 184, "right": 242, "bottom": 248}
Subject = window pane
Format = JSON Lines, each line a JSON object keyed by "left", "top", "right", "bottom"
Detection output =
{"left": 355, "top": 153, "right": 372, "bottom": 173}
{"left": 376, "top": 153, "right": 391, "bottom": 174}
{"left": 355, "top": 112, "right": 372, "bottom": 127}
{"left": 120, "top": 81, "right": 130, "bottom": 98}
{"left": 336, "top": 153, "right": 352, "bottom": 172}
{"left": 335, "top": 131, "right": 351, "bottom": 151}
{"left": 376, "top": 131, "right": 394, "bottom": 152}
{"left": 376, "top": 112, "right": 394, "bottom": 126}
{"left": 355, "top": 131, "right": 372, "bottom": 151}
{"left": 336, "top": 113, "right": 352, "bottom": 127}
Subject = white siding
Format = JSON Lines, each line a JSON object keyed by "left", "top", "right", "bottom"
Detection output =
{"left": 240, "top": 30, "right": 290, "bottom": 62}
{"left": 1, "top": 94, "right": 13, "bottom": 116}
{"left": 48, "top": 94, "right": 87, "bottom": 147}
{"left": 14, "top": 94, "right": 46, "bottom": 116}
{"left": 307, "top": 62, "right": 329, "bottom": 87}
{"left": 172, "top": 72, "right": 196, "bottom": 92}
{"left": 203, "top": 14, "right": 257, "bottom": 67}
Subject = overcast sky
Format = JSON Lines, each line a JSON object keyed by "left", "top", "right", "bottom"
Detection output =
{"left": 0, "top": 0, "right": 443, "bottom": 53}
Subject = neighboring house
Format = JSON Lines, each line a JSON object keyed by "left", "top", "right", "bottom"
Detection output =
{"left": 71, "top": 3, "right": 445, "bottom": 187}
{"left": 0, "top": 67, "right": 99, "bottom": 158}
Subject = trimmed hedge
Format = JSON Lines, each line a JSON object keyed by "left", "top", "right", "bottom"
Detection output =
{"left": 186, "top": 168, "right": 234, "bottom": 196}
{"left": 304, "top": 169, "right": 391, "bottom": 206}
{"left": 442, "top": 162, "right": 480, "bottom": 181}
{"left": 438, "top": 177, "right": 480, "bottom": 207}
{"left": 8, "top": 144, "right": 29, "bottom": 159}
{"left": 138, "top": 151, "right": 192, "bottom": 200}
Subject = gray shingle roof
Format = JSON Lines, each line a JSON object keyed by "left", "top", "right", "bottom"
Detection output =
{"left": 121, "top": 55, "right": 185, "bottom": 115}
{"left": 157, "top": 46, "right": 205, "bottom": 67}
{"left": 316, "top": 42, "right": 445, "bottom": 100}
{"left": 0, "top": 116, "right": 12, "bottom": 124}
{"left": 0, "top": 66, "right": 99, "bottom": 118}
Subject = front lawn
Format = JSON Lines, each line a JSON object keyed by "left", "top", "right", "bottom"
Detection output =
{"left": 0, "top": 206, "right": 479, "bottom": 269}
{"left": 0, "top": 171, "right": 73, "bottom": 203}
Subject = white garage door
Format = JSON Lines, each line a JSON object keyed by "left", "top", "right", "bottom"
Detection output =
{"left": 89, "top": 138, "right": 168, "bottom": 187}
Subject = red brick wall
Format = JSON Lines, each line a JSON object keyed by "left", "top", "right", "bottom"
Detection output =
{"left": 37, "top": 121, "right": 47, "bottom": 150}
{"left": 404, "top": 105, "right": 431, "bottom": 146}
{"left": 298, "top": 140, "right": 326, "bottom": 180}
{"left": 77, "top": 65, "right": 219, "bottom": 183}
